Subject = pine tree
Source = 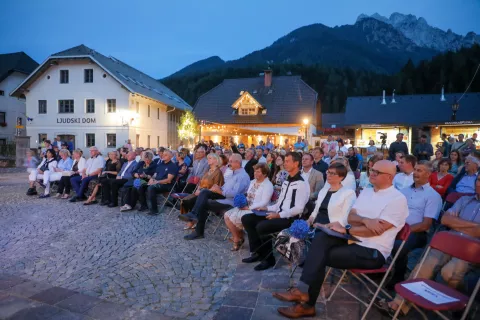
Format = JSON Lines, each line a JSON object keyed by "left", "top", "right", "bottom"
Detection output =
{"left": 177, "top": 111, "right": 199, "bottom": 145}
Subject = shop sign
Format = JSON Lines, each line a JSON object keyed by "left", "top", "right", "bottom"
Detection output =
{"left": 320, "top": 128, "right": 345, "bottom": 134}
{"left": 442, "top": 121, "right": 478, "bottom": 126}
{"left": 56, "top": 118, "right": 96, "bottom": 124}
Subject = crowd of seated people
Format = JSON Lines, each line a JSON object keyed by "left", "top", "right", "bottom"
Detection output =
{"left": 23, "top": 133, "right": 479, "bottom": 318}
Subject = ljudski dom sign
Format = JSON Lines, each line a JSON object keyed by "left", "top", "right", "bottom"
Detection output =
{"left": 56, "top": 118, "right": 96, "bottom": 124}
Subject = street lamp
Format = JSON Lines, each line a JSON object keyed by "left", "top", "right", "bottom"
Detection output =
{"left": 451, "top": 99, "right": 460, "bottom": 121}
{"left": 303, "top": 118, "right": 309, "bottom": 142}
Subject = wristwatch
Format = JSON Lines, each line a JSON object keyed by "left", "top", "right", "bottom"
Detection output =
{"left": 345, "top": 224, "right": 352, "bottom": 235}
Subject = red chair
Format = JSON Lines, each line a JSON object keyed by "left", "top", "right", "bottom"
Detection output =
{"left": 326, "top": 224, "right": 415, "bottom": 320}
{"left": 168, "top": 176, "right": 200, "bottom": 215}
{"left": 392, "top": 231, "right": 480, "bottom": 320}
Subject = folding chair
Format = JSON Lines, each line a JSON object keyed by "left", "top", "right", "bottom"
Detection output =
{"left": 393, "top": 231, "right": 480, "bottom": 320}
{"left": 326, "top": 224, "right": 413, "bottom": 320}
{"left": 168, "top": 176, "right": 200, "bottom": 216}
{"left": 207, "top": 208, "right": 230, "bottom": 236}
{"left": 156, "top": 178, "right": 178, "bottom": 214}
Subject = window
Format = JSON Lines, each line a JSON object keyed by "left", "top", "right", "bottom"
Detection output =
{"left": 38, "top": 133, "right": 47, "bottom": 144}
{"left": 60, "top": 70, "right": 69, "bottom": 83}
{"left": 84, "top": 69, "right": 93, "bottom": 83}
{"left": 0, "top": 112, "right": 5, "bottom": 123}
{"left": 86, "top": 133, "right": 95, "bottom": 147}
{"left": 38, "top": 100, "right": 47, "bottom": 114}
{"left": 157, "top": 136, "right": 159, "bottom": 148}
{"left": 239, "top": 107, "right": 256, "bottom": 115}
{"left": 147, "top": 135, "right": 151, "bottom": 148}
{"left": 0, "top": 139, "right": 6, "bottom": 145}
{"left": 107, "top": 99, "right": 116, "bottom": 113}
{"left": 0, "top": 90, "right": 4, "bottom": 96}
{"left": 86, "top": 99, "right": 95, "bottom": 113}
{"left": 59, "top": 100, "right": 74, "bottom": 113}
{"left": 148, "top": 105, "right": 150, "bottom": 117}
{"left": 157, "top": 108, "right": 160, "bottom": 119}
{"left": 106, "top": 134, "right": 116, "bottom": 147}
{"left": 136, "top": 101, "right": 139, "bottom": 113}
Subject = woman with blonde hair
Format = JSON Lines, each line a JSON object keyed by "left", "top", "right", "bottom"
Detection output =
{"left": 180, "top": 152, "right": 224, "bottom": 230}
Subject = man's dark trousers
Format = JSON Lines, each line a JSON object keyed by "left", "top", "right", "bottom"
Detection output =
{"left": 241, "top": 214, "right": 294, "bottom": 264}
{"left": 102, "top": 178, "right": 128, "bottom": 205}
{"left": 146, "top": 184, "right": 173, "bottom": 214}
{"left": 190, "top": 189, "right": 227, "bottom": 235}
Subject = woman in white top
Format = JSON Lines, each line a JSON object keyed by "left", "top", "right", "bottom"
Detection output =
{"left": 57, "top": 149, "right": 86, "bottom": 198}
{"left": 366, "top": 140, "right": 377, "bottom": 161}
{"left": 307, "top": 162, "right": 356, "bottom": 227}
{"left": 224, "top": 163, "right": 274, "bottom": 251}
{"left": 26, "top": 149, "right": 58, "bottom": 196}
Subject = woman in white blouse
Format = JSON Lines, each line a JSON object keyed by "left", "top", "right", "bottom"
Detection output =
{"left": 26, "top": 149, "right": 58, "bottom": 196}
{"left": 224, "top": 163, "right": 274, "bottom": 251}
{"left": 57, "top": 149, "right": 86, "bottom": 198}
{"left": 307, "top": 162, "right": 356, "bottom": 227}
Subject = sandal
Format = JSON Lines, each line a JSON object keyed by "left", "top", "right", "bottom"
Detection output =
{"left": 183, "top": 224, "right": 197, "bottom": 230}
{"left": 231, "top": 238, "right": 245, "bottom": 251}
{"left": 374, "top": 298, "right": 402, "bottom": 318}
{"left": 61, "top": 194, "right": 70, "bottom": 199}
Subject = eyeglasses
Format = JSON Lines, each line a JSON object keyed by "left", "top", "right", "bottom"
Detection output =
{"left": 369, "top": 169, "right": 391, "bottom": 176}
{"left": 326, "top": 171, "right": 339, "bottom": 176}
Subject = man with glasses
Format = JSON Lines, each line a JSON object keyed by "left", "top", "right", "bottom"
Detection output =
{"left": 272, "top": 160, "right": 408, "bottom": 318}
{"left": 179, "top": 154, "right": 250, "bottom": 240}
{"left": 447, "top": 154, "right": 480, "bottom": 197}
{"left": 393, "top": 154, "right": 416, "bottom": 190}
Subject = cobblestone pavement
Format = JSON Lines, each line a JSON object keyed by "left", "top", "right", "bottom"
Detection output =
{"left": 0, "top": 170, "right": 432, "bottom": 320}
{"left": 0, "top": 171, "right": 236, "bottom": 319}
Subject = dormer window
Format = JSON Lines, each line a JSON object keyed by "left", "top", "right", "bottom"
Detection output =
{"left": 232, "top": 91, "right": 263, "bottom": 116}
{"left": 240, "top": 107, "right": 257, "bottom": 115}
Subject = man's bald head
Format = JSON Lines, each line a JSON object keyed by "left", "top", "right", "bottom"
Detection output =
{"left": 369, "top": 160, "right": 396, "bottom": 190}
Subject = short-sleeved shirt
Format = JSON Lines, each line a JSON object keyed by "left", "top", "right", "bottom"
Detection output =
{"left": 400, "top": 183, "right": 442, "bottom": 226}
{"left": 447, "top": 195, "right": 480, "bottom": 223}
{"left": 353, "top": 186, "right": 409, "bottom": 259}
{"left": 455, "top": 173, "right": 478, "bottom": 194}
{"left": 154, "top": 160, "right": 178, "bottom": 186}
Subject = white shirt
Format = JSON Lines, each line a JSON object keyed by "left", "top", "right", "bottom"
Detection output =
{"left": 85, "top": 155, "right": 106, "bottom": 176}
{"left": 309, "top": 186, "right": 356, "bottom": 226}
{"left": 393, "top": 172, "right": 414, "bottom": 190}
{"left": 301, "top": 167, "right": 313, "bottom": 182}
{"left": 247, "top": 179, "right": 274, "bottom": 210}
{"left": 257, "top": 156, "right": 267, "bottom": 164}
{"left": 353, "top": 186, "right": 409, "bottom": 259}
{"left": 135, "top": 155, "right": 141, "bottom": 162}
{"left": 120, "top": 160, "right": 135, "bottom": 178}
{"left": 344, "top": 143, "right": 353, "bottom": 150}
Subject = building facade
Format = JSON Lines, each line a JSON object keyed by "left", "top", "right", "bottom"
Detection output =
{"left": 193, "top": 71, "right": 318, "bottom": 147}
{"left": 0, "top": 52, "right": 38, "bottom": 144}
{"left": 11, "top": 45, "right": 191, "bottom": 153}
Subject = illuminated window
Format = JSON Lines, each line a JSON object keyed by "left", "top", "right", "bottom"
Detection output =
{"left": 239, "top": 107, "right": 256, "bottom": 115}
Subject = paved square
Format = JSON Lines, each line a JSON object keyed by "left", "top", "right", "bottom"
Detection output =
{"left": 0, "top": 170, "right": 427, "bottom": 319}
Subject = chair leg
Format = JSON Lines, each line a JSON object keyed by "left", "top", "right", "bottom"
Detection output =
{"left": 289, "top": 264, "right": 297, "bottom": 278}
{"left": 327, "top": 269, "right": 347, "bottom": 301}
{"left": 223, "top": 229, "right": 230, "bottom": 241}
{"left": 392, "top": 299, "right": 405, "bottom": 320}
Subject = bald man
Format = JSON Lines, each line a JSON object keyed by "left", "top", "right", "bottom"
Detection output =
{"left": 273, "top": 160, "right": 409, "bottom": 319}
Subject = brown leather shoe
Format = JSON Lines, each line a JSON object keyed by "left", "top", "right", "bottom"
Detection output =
{"left": 272, "top": 288, "right": 309, "bottom": 303}
{"left": 278, "top": 303, "right": 316, "bottom": 318}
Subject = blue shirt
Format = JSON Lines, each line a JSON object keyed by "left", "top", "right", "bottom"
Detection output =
{"left": 154, "top": 160, "right": 178, "bottom": 186}
{"left": 217, "top": 167, "right": 251, "bottom": 206}
{"left": 265, "top": 142, "right": 274, "bottom": 150}
{"left": 293, "top": 142, "right": 305, "bottom": 150}
{"left": 356, "top": 153, "right": 364, "bottom": 171}
{"left": 58, "top": 157, "right": 73, "bottom": 171}
{"left": 400, "top": 183, "right": 442, "bottom": 226}
{"left": 184, "top": 155, "right": 192, "bottom": 167}
{"left": 456, "top": 173, "right": 478, "bottom": 194}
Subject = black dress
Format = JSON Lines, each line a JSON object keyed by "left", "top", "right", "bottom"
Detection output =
{"left": 314, "top": 191, "right": 337, "bottom": 225}
{"left": 123, "top": 161, "right": 157, "bottom": 208}
{"left": 87, "top": 160, "right": 121, "bottom": 196}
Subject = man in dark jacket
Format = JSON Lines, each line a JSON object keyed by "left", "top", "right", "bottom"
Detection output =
{"left": 243, "top": 148, "right": 258, "bottom": 180}
{"left": 312, "top": 147, "right": 328, "bottom": 181}
{"left": 388, "top": 133, "right": 409, "bottom": 161}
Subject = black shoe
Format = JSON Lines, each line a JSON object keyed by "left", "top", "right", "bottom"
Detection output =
{"left": 178, "top": 212, "right": 198, "bottom": 222}
{"left": 147, "top": 211, "right": 158, "bottom": 216}
{"left": 184, "top": 231, "right": 204, "bottom": 240}
{"left": 108, "top": 203, "right": 118, "bottom": 208}
{"left": 26, "top": 188, "right": 37, "bottom": 196}
{"left": 242, "top": 253, "right": 260, "bottom": 264}
{"left": 138, "top": 206, "right": 148, "bottom": 212}
{"left": 77, "top": 196, "right": 87, "bottom": 201}
{"left": 69, "top": 196, "right": 78, "bottom": 203}
{"left": 100, "top": 201, "right": 110, "bottom": 206}
{"left": 254, "top": 260, "right": 275, "bottom": 271}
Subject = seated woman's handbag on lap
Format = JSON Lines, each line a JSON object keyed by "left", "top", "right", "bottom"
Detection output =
{"left": 274, "top": 220, "right": 313, "bottom": 265}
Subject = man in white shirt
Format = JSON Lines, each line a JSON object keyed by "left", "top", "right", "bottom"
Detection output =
{"left": 273, "top": 160, "right": 408, "bottom": 318}
{"left": 241, "top": 152, "right": 310, "bottom": 271}
{"left": 393, "top": 154, "right": 416, "bottom": 190}
{"left": 70, "top": 146, "right": 106, "bottom": 202}
{"left": 344, "top": 138, "right": 352, "bottom": 150}
{"left": 255, "top": 147, "right": 267, "bottom": 164}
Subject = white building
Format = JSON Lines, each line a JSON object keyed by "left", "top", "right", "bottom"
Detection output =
{"left": 0, "top": 52, "right": 38, "bottom": 144}
{"left": 11, "top": 45, "right": 191, "bottom": 153}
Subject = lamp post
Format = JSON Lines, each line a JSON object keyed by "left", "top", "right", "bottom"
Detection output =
{"left": 451, "top": 99, "right": 460, "bottom": 121}
{"left": 303, "top": 118, "right": 309, "bottom": 144}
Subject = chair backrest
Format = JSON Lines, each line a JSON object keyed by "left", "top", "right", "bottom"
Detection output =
{"left": 187, "top": 176, "right": 200, "bottom": 185}
{"left": 396, "top": 223, "right": 411, "bottom": 241}
{"left": 429, "top": 231, "right": 480, "bottom": 264}
{"left": 445, "top": 192, "right": 468, "bottom": 204}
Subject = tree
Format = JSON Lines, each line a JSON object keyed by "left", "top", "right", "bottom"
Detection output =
{"left": 177, "top": 111, "right": 199, "bottom": 145}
